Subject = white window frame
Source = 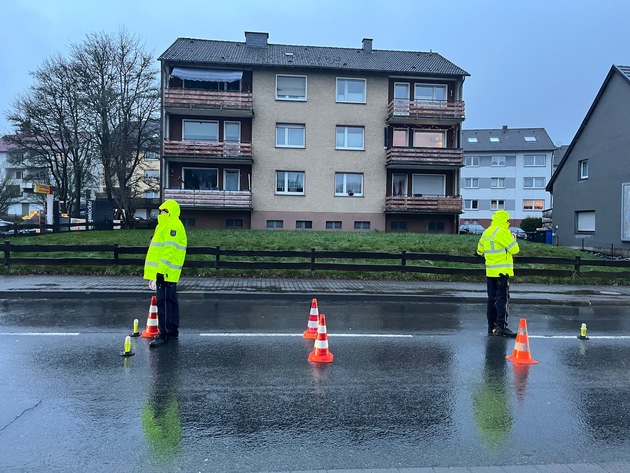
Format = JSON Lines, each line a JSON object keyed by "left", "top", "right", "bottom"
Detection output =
{"left": 490, "top": 200, "right": 506, "bottom": 210}
{"left": 491, "top": 177, "right": 506, "bottom": 189}
{"left": 144, "top": 170, "right": 159, "bottom": 179}
{"left": 524, "top": 136, "right": 538, "bottom": 142}
{"left": 523, "top": 177, "right": 546, "bottom": 189}
{"left": 224, "top": 121, "right": 241, "bottom": 142}
{"left": 413, "top": 130, "right": 445, "bottom": 148}
{"left": 144, "top": 190, "right": 159, "bottom": 198}
{"left": 393, "top": 82, "right": 410, "bottom": 116}
{"left": 182, "top": 167, "right": 218, "bottom": 190}
{"left": 491, "top": 156, "right": 506, "bottom": 166}
{"left": 393, "top": 128, "right": 409, "bottom": 147}
{"left": 276, "top": 124, "right": 305, "bottom": 148}
{"left": 336, "top": 126, "right": 364, "bottom": 150}
{"left": 464, "top": 199, "right": 479, "bottom": 210}
{"left": 224, "top": 169, "right": 240, "bottom": 191}
{"left": 576, "top": 211, "right": 595, "bottom": 232}
{"left": 523, "top": 199, "right": 544, "bottom": 210}
{"left": 276, "top": 74, "right": 307, "bottom": 101}
{"left": 275, "top": 171, "right": 305, "bottom": 195}
{"left": 335, "top": 173, "right": 363, "bottom": 196}
{"left": 183, "top": 120, "right": 219, "bottom": 142}
{"left": 414, "top": 83, "right": 447, "bottom": 102}
{"left": 465, "top": 156, "right": 479, "bottom": 166}
{"left": 489, "top": 137, "right": 500, "bottom": 142}
{"left": 412, "top": 173, "right": 445, "bottom": 197}
{"left": 579, "top": 160, "right": 589, "bottom": 179}
{"left": 524, "top": 155, "right": 546, "bottom": 166}
{"left": 392, "top": 173, "right": 408, "bottom": 196}
{"left": 464, "top": 178, "right": 479, "bottom": 189}
{"left": 467, "top": 137, "right": 478, "bottom": 143}
{"left": 336, "top": 78, "right": 366, "bottom": 103}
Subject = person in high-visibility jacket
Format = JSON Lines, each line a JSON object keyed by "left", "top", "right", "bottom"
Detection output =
{"left": 144, "top": 199, "right": 187, "bottom": 347}
{"left": 476, "top": 210, "right": 519, "bottom": 338}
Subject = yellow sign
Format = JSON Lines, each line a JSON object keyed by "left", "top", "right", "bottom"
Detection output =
{"left": 34, "top": 184, "right": 53, "bottom": 194}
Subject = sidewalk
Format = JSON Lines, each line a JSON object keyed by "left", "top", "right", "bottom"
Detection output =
{"left": 1, "top": 274, "right": 630, "bottom": 305}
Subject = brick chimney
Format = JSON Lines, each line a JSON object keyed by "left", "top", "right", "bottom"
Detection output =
{"left": 245, "top": 31, "right": 269, "bottom": 48}
{"left": 502, "top": 125, "right": 508, "bottom": 132}
{"left": 362, "top": 38, "right": 373, "bottom": 53}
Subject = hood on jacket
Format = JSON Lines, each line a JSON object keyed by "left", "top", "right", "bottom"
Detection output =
{"left": 491, "top": 210, "right": 510, "bottom": 228}
{"left": 158, "top": 199, "right": 181, "bottom": 219}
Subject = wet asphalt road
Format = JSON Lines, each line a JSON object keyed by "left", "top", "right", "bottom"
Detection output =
{"left": 2, "top": 297, "right": 630, "bottom": 472}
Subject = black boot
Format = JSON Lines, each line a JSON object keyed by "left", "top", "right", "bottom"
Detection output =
{"left": 149, "top": 334, "right": 168, "bottom": 347}
{"left": 496, "top": 326, "right": 517, "bottom": 338}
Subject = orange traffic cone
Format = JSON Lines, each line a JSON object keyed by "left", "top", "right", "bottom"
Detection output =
{"left": 308, "top": 313, "right": 334, "bottom": 363}
{"left": 303, "top": 298, "right": 320, "bottom": 339}
{"left": 506, "top": 318, "right": 538, "bottom": 365}
{"left": 141, "top": 296, "right": 160, "bottom": 338}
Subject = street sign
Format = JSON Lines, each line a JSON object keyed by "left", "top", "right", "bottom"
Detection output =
{"left": 34, "top": 184, "right": 54, "bottom": 194}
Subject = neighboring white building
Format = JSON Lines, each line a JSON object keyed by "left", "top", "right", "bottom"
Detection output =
{"left": 0, "top": 136, "right": 44, "bottom": 217}
{"left": 460, "top": 126, "right": 556, "bottom": 228}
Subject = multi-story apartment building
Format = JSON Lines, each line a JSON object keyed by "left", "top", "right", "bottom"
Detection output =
{"left": 460, "top": 127, "right": 556, "bottom": 228}
{"left": 158, "top": 32, "right": 468, "bottom": 232}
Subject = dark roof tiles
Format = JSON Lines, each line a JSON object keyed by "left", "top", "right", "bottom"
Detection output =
{"left": 462, "top": 128, "right": 556, "bottom": 152}
{"left": 159, "top": 38, "right": 469, "bottom": 77}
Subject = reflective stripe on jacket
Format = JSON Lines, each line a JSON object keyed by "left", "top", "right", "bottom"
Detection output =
{"left": 477, "top": 225, "right": 519, "bottom": 277}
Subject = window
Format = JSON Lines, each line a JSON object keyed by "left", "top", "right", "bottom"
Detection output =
{"left": 354, "top": 221, "right": 370, "bottom": 230}
{"left": 276, "top": 75, "right": 306, "bottom": 100}
{"left": 393, "top": 129, "right": 409, "bottom": 147}
{"left": 412, "top": 174, "right": 445, "bottom": 197}
{"left": 523, "top": 177, "right": 545, "bottom": 188}
{"left": 392, "top": 174, "right": 408, "bottom": 196}
{"left": 224, "top": 170, "right": 240, "bottom": 191}
{"left": 414, "top": 84, "right": 446, "bottom": 102}
{"left": 491, "top": 156, "right": 506, "bottom": 166}
{"left": 464, "top": 178, "right": 479, "bottom": 188}
{"left": 145, "top": 152, "right": 159, "bottom": 160}
{"left": 15, "top": 170, "right": 23, "bottom": 179}
{"left": 183, "top": 168, "right": 218, "bottom": 190}
{"left": 181, "top": 218, "right": 196, "bottom": 227}
{"left": 464, "top": 199, "right": 479, "bottom": 210}
{"left": 524, "top": 155, "right": 545, "bottom": 166}
{"left": 393, "top": 82, "right": 410, "bottom": 116}
{"left": 491, "top": 200, "right": 505, "bottom": 210}
{"left": 489, "top": 137, "right": 500, "bottom": 142}
{"left": 224, "top": 122, "right": 241, "bottom": 142}
{"left": 336, "top": 78, "right": 366, "bottom": 103}
{"left": 296, "top": 220, "right": 312, "bottom": 229}
{"left": 576, "top": 211, "right": 595, "bottom": 232}
{"left": 226, "top": 219, "right": 243, "bottom": 228}
{"left": 465, "top": 156, "right": 479, "bottom": 166}
{"left": 524, "top": 136, "right": 538, "bottom": 142}
{"left": 183, "top": 120, "right": 218, "bottom": 141}
{"left": 390, "top": 221, "right": 407, "bottom": 231}
{"left": 523, "top": 199, "right": 544, "bottom": 210}
{"left": 428, "top": 221, "right": 445, "bottom": 231}
{"left": 276, "top": 171, "right": 305, "bottom": 195}
{"left": 326, "top": 221, "right": 342, "bottom": 229}
{"left": 144, "top": 191, "right": 159, "bottom": 198}
{"left": 276, "top": 124, "right": 305, "bottom": 148}
{"left": 335, "top": 173, "right": 363, "bottom": 196}
{"left": 579, "top": 160, "right": 589, "bottom": 179}
{"left": 467, "top": 137, "right": 478, "bottom": 143}
{"left": 491, "top": 178, "right": 506, "bottom": 189}
{"left": 266, "top": 220, "right": 284, "bottom": 228}
{"left": 144, "top": 170, "right": 159, "bottom": 179}
{"left": 336, "top": 126, "right": 364, "bottom": 150}
{"left": 413, "top": 130, "right": 445, "bottom": 148}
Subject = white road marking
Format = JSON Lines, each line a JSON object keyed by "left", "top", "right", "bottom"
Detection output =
{"left": 529, "top": 335, "right": 630, "bottom": 339}
{"left": 199, "top": 333, "right": 413, "bottom": 338}
{"left": 0, "top": 332, "right": 81, "bottom": 336}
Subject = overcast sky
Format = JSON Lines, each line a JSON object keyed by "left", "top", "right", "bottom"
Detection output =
{"left": 2, "top": 0, "right": 629, "bottom": 146}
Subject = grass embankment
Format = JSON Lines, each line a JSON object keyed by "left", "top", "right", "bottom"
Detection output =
{"left": 0, "top": 230, "right": 622, "bottom": 285}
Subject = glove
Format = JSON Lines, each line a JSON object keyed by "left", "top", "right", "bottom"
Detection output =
{"left": 148, "top": 280, "right": 157, "bottom": 291}
{"left": 473, "top": 252, "right": 483, "bottom": 259}
{"left": 156, "top": 273, "right": 165, "bottom": 285}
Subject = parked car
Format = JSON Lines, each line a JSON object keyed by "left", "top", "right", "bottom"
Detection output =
{"left": 0, "top": 219, "right": 13, "bottom": 229}
{"left": 459, "top": 224, "right": 485, "bottom": 235}
{"left": 509, "top": 227, "right": 527, "bottom": 239}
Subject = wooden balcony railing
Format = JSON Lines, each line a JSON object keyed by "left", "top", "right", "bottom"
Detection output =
{"left": 385, "top": 195, "right": 462, "bottom": 213}
{"left": 163, "top": 140, "right": 252, "bottom": 159}
{"left": 164, "top": 88, "right": 253, "bottom": 113}
{"left": 386, "top": 147, "right": 464, "bottom": 166}
{"left": 387, "top": 100, "right": 465, "bottom": 122}
{"left": 163, "top": 189, "right": 252, "bottom": 209}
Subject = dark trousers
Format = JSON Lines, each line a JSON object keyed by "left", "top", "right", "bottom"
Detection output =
{"left": 156, "top": 282, "right": 179, "bottom": 338}
{"left": 486, "top": 274, "right": 510, "bottom": 330}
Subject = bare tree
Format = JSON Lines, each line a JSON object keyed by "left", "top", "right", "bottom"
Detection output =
{"left": 0, "top": 170, "right": 21, "bottom": 216}
{"left": 73, "top": 30, "right": 160, "bottom": 224}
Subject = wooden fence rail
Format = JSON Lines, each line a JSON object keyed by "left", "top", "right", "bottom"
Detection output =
{"left": 4, "top": 241, "right": 630, "bottom": 279}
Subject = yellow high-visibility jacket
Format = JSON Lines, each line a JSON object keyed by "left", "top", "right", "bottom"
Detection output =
{"left": 143, "top": 200, "right": 187, "bottom": 283}
{"left": 477, "top": 210, "right": 519, "bottom": 277}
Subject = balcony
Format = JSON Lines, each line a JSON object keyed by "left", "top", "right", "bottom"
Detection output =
{"left": 163, "top": 189, "right": 252, "bottom": 209}
{"left": 163, "top": 140, "right": 253, "bottom": 162}
{"left": 387, "top": 100, "right": 465, "bottom": 125}
{"left": 386, "top": 147, "right": 464, "bottom": 168}
{"left": 164, "top": 88, "right": 253, "bottom": 117}
{"left": 385, "top": 195, "right": 462, "bottom": 214}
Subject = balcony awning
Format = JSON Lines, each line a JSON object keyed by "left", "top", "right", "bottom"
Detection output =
{"left": 170, "top": 67, "right": 243, "bottom": 82}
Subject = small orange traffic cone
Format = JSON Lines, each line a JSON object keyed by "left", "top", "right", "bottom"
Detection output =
{"left": 308, "top": 313, "right": 334, "bottom": 363}
{"left": 506, "top": 318, "right": 538, "bottom": 365}
{"left": 303, "top": 298, "right": 320, "bottom": 339}
{"left": 141, "top": 296, "right": 160, "bottom": 338}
